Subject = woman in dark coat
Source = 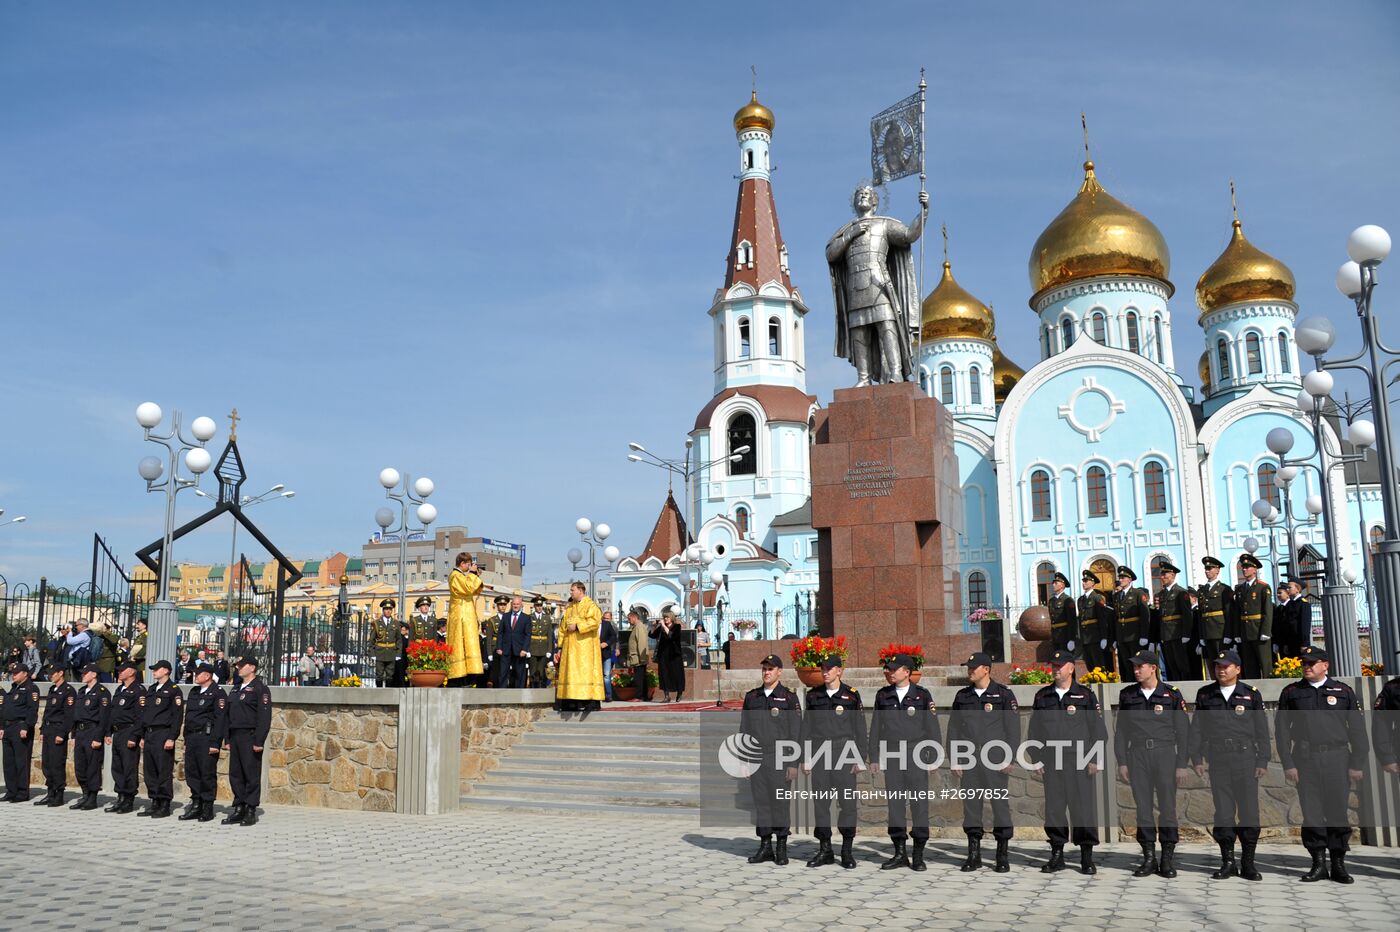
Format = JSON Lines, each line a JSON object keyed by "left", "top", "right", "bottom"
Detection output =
{"left": 652, "top": 611, "right": 686, "bottom": 703}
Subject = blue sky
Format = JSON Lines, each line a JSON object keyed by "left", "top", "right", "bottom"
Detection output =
{"left": 2, "top": 1, "right": 1398, "bottom": 588}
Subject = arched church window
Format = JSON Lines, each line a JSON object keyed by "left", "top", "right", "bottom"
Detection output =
{"left": 918, "top": 369, "right": 929, "bottom": 395}
{"left": 1086, "top": 465, "right": 1109, "bottom": 517}
{"left": 738, "top": 318, "right": 751, "bottom": 359}
{"left": 1371, "top": 525, "right": 1386, "bottom": 555}
{"left": 1246, "top": 332, "right": 1263, "bottom": 374}
{"left": 1149, "top": 554, "right": 1172, "bottom": 592}
{"left": 1126, "top": 312, "right": 1141, "bottom": 354}
{"left": 1217, "top": 338, "right": 1232, "bottom": 381}
{"left": 1279, "top": 332, "right": 1292, "bottom": 373}
{"left": 735, "top": 506, "right": 750, "bottom": 538}
{"left": 1060, "top": 317, "right": 1075, "bottom": 351}
{"left": 745, "top": 150, "right": 754, "bottom": 170}
{"left": 727, "top": 413, "right": 756, "bottom": 476}
{"left": 1030, "top": 469, "right": 1052, "bottom": 522}
{"left": 1090, "top": 312, "right": 1107, "bottom": 345}
{"left": 1041, "top": 327, "right": 1050, "bottom": 357}
{"left": 1143, "top": 461, "right": 1167, "bottom": 514}
{"left": 969, "top": 365, "right": 982, "bottom": 405}
{"left": 1153, "top": 316, "right": 1165, "bottom": 363}
{"left": 768, "top": 318, "right": 781, "bottom": 356}
{"left": 736, "top": 242, "right": 752, "bottom": 267}
{"left": 968, "top": 571, "right": 988, "bottom": 609}
{"left": 1035, "top": 562, "right": 1056, "bottom": 604}
{"left": 1257, "top": 463, "right": 1280, "bottom": 510}
{"left": 939, "top": 366, "right": 954, "bottom": 405}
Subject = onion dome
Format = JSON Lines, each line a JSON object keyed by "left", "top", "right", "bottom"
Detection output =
{"left": 733, "top": 91, "right": 774, "bottom": 134}
{"left": 1028, "top": 161, "right": 1172, "bottom": 305}
{"left": 1195, "top": 219, "right": 1295, "bottom": 316}
{"left": 920, "top": 261, "right": 994, "bottom": 342}
{"left": 991, "top": 339, "right": 1024, "bottom": 404}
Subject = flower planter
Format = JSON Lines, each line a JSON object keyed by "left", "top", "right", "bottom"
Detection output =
{"left": 795, "top": 666, "right": 824, "bottom": 688}
{"left": 614, "top": 686, "right": 638, "bottom": 701}
{"left": 409, "top": 670, "right": 447, "bottom": 688}
{"left": 909, "top": 671, "right": 922, "bottom": 685}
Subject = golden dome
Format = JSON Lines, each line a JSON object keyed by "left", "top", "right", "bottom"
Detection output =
{"left": 1028, "top": 161, "right": 1172, "bottom": 305}
{"left": 991, "top": 339, "right": 1025, "bottom": 404}
{"left": 733, "top": 91, "right": 774, "bottom": 134}
{"left": 920, "top": 261, "right": 994, "bottom": 342}
{"left": 1195, "top": 219, "right": 1295, "bottom": 316}
{"left": 1198, "top": 350, "right": 1212, "bottom": 394}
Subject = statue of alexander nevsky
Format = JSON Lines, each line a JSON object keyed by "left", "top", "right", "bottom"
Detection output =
{"left": 825, "top": 186, "right": 928, "bottom": 386}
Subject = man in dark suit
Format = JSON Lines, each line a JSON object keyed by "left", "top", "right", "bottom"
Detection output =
{"left": 495, "top": 595, "right": 532, "bottom": 688}
{"left": 1284, "top": 580, "right": 1312, "bottom": 657}
{"left": 599, "top": 610, "right": 618, "bottom": 701}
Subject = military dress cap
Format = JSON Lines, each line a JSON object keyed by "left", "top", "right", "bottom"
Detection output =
{"left": 1129, "top": 650, "right": 1160, "bottom": 667}
{"left": 235, "top": 655, "right": 259, "bottom": 669}
{"left": 379, "top": 598, "right": 396, "bottom": 610}
{"left": 149, "top": 660, "right": 172, "bottom": 672}
{"left": 1299, "top": 645, "right": 1330, "bottom": 663}
{"left": 532, "top": 595, "right": 545, "bottom": 604}
{"left": 884, "top": 653, "right": 914, "bottom": 671}
{"left": 1202, "top": 555, "right": 1224, "bottom": 570}
{"left": 1117, "top": 565, "right": 1137, "bottom": 581}
{"left": 1215, "top": 648, "right": 1243, "bottom": 667}
{"left": 414, "top": 596, "right": 431, "bottom": 609}
{"left": 965, "top": 651, "right": 993, "bottom": 668}
{"left": 759, "top": 654, "right": 783, "bottom": 669}
{"left": 819, "top": 655, "right": 845, "bottom": 671}
{"left": 1238, "top": 553, "right": 1263, "bottom": 570}
{"left": 1052, "top": 571, "right": 1070, "bottom": 586}
{"left": 1049, "top": 649, "right": 1078, "bottom": 666}
{"left": 1081, "top": 570, "right": 1098, "bottom": 583}
{"left": 1159, "top": 561, "right": 1181, "bottom": 575}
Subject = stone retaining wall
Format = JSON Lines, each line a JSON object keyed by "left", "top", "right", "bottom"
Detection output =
{"left": 460, "top": 705, "right": 547, "bottom": 792}
{"left": 265, "top": 703, "right": 398, "bottom": 811}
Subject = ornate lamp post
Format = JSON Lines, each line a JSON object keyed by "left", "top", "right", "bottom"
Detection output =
{"left": 568, "top": 518, "right": 621, "bottom": 602}
{"left": 373, "top": 468, "right": 437, "bottom": 626}
{"left": 0, "top": 508, "right": 27, "bottom": 529}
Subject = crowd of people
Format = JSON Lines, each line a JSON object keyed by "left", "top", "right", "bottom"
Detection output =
{"left": 5, "top": 617, "right": 148, "bottom": 684}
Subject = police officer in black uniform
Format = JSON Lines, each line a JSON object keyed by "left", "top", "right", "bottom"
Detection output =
{"left": 69, "top": 663, "right": 111, "bottom": 811}
{"left": 180, "top": 660, "right": 227, "bottom": 822}
{"left": 1078, "top": 571, "right": 1113, "bottom": 675}
{"left": 35, "top": 664, "right": 77, "bottom": 807}
{"left": 1188, "top": 648, "right": 1270, "bottom": 881}
{"left": 1115, "top": 650, "right": 1190, "bottom": 878}
{"left": 948, "top": 651, "right": 1020, "bottom": 872}
{"left": 1374, "top": 674, "right": 1400, "bottom": 780}
{"left": 868, "top": 653, "right": 940, "bottom": 871}
{"left": 139, "top": 659, "right": 183, "bottom": 818}
{"left": 1235, "top": 553, "right": 1274, "bottom": 679}
{"left": 740, "top": 654, "right": 800, "bottom": 866}
{"left": 1195, "top": 555, "right": 1234, "bottom": 663}
{"left": 0, "top": 662, "right": 40, "bottom": 802}
{"left": 1275, "top": 645, "right": 1368, "bottom": 883}
{"left": 105, "top": 660, "right": 146, "bottom": 813}
{"left": 800, "top": 654, "right": 866, "bottom": 869}
{"left": 223, "top": 655, "right": 273, "bottom": 827}
{"left": 1155, "top": 562, "right": 1199, "bottom": 681}
{"left": 1113, "top": 566, "right": 1151, "bottom": 678}
{"left": 1047, "top": 572, "right": 1078, "bottom": 655}
{"left": 1027, "top": 649, "right": 1106, "bottom": 875}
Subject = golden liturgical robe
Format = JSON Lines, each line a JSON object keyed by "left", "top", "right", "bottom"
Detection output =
{"left": 447, "top": 569, "right": 484, "bottom": 678}
{"left": 556, "top": 596, "right": 604, "bottom": 701}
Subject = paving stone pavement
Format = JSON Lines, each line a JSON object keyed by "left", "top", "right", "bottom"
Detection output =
{"left": 1, "top": 799, "right": 1397, "bottom": 930}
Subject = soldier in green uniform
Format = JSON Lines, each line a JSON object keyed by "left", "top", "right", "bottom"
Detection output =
{"left": 131, "top": 619, "right": 148, "bottom": 683}
{"left": 1195, "top": 556, "right": 1234, "bottom": 664}
{"left": 1234, "top": 554, "right": 1274, "bottom": 679}
{"left": 372, "top": 599, "right": 398, "bottom": 687}
{"left": 1155, "top": 562, "right": 1199, "bottom": 681}
{"left": 410, "top": 596, "right": 436, "bottom": 641}
{"left": 1078, "top": 571, "right": 1113, "bottom": 675}
{"left": 1047, "top": 572, "right": 1078, "bottom": 654}
{"left": 1112, "top": 566, "right": 1151, "bottom": 678}
{"left": 527, "top": 596, "right": 555, "bottom": 688}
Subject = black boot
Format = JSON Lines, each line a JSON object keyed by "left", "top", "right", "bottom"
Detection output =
{"left": 178, "top": 800, "right": 203, "bottom": 821}
{"left": 137, "top": 799, "right": 158, "bottom": 817}
{"left": 1238, "top": 841, "right": 1261, "bottom": 881}
{"left": 115, "top": 794, "right": 136, "bottom": 814}
{"left": 1041, "top": 843, "right": 1065, "bottom": 873}
{"left": 69, "top": 792, "right": 89, "bottom": 810}
{"left": 1080, "top": 844, "right": 1097, "bottom": 875}
{"left": 150, "top": 800, "right": 172, "bottom": 819}
{"left": 994, "top": 839, "right": 1010, "bottom": 873}
{"left": 911, "top": 838, "right": 927, "bottom": 872}
{"left": 773, "top": 837, "right": 788, "bottom": 866}
{"left": 1329, "top": 850, "right": 1353, "bottom": 884}
{"left": 960, "top": 837, "right": 982, "bottom": 872}
{"left": 1300, "top": 849, "right": 1329, "bottom": 882}
{"left": 1210, "top": 841, "right": 1236, "bottom": 880}
{"left": 880, "top": 839, "right": 909, "bottom": 870}
{"left": 45, "top": 791, "right": 65, "bottom": 808}
{"left": 806, "top": 839, "right": 834, "bottom": 868}
{"left": 1157, "top": 842, "right": 1178, "bottom": 878}
{"left": 104, "top": 795, "right": 125, "bottom": 813}
{"left": 198, "top": 800, "right": 216, "bottom": 823}
{"left": 240, "top": 807, "right": 258, "bottom": 827}
{"left": 839, "top": 836, "right": 856, "bottom": 869}
{"left": 1132, "top": 841, "right": 1158, "bottom": 878}
{"left": 32, "top": 791, "right": 53, "bottom": 806}
{"left": 221, "top": 804, "right": 247, "bottom": 826}
{"left": 746, "top": 836, "right": 774, "bottom": 864}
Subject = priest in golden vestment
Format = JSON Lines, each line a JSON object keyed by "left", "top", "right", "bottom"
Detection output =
{"left": 447, "top": 553, "right": 484, "bottom": 686}
{"left": 555, "top": 581, "right": 604, "bottom": 711}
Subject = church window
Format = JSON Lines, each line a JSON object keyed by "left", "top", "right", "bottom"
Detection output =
{"left": 738, "top": 318, "right": 751, "bottom": 358}
{"left": 1246, "top": 332, "right": 1263, "bottom": 374}
{"left": 735, "top": 506, "right": 750, "bottom": 538}
{"left": 745, "top": 150, "right": 754, "bottom": 170}
{"left": 1041, "top": 327, "right": 1050, "bottom": 357}
{"left": 727, "top": 413, "right": 756, "bottom": 476}
{"left": 1035, "top": 562, "right": 1056, "bottom": 604}
{"left": 768, "top": 318, "right": 781, "bottom": 356}
{"left": 969, "top": 365, "right": 982, "bottom": 405}
{"left": 779, "top": 245, "right": 789, "bottom": 273}
{"left": 736, "top": 242, "right": 752, "bottom": 267}
{"left": 1149, "top": 554, "right": 1172, "bottom": 592}
{"left": 1090, "top": 312, "right": 1107, "bottom": 344}
{"left": 939, "top": 366, "right": 955, "bottom": 405}
{"left": 1086, "top": 466, "right": 1109, "bottom": 517}
{"left": 1279, "top": 332, "right": 1292, "bottom": 373}
{"left": 968, "top": 571, "right": 988, "bottom": 608}
{"left": 1371, "top": 525, "right": 1386, "bottom": 554}
{"left": 1143, "top": 461, "right": 1167, "bottom": 514}
{"left": 1153, "top": 316, "right": 1165, "bottom": 362}
{"left": 918, "top": 369, "right": 929, "bottom": 395}
{"left": 1126, "top": 312, "right": 1141, "bottom": 354}
{"left": 1217, "top": 338, "right": 1232, "bottom": 381}
{"left": 1030, "top": 469, "right": 1052, "bottom": 522}
{"left": 1060, "top": 316, "right": 1075, "bottom": 350}
{"left": 1257, "top": 463, "right": 1280, "bottom": 510}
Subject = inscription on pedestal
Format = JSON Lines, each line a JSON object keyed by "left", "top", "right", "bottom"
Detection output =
{"left": 844, "top": 460, "right": 898, "bottom": 499}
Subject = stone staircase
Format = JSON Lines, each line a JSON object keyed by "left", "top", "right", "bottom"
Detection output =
{"left": 459, "top": 711, "right": 709, "bottom": 817}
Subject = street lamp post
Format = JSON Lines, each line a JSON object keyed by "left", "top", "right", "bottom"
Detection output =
{"left": 0, "top": 508, "right": 27, "bottom": 529}
{"left": 568, "top": 518, "right": 621, "bottom": 603}
{"left": 372, "top": 468, "right": 437, "bottom": 625}
{"left": 136, "top": 402, "right": 217, "bottom": 665}
{"left": 201, "top": 485, "right": 295, "bottom": 635}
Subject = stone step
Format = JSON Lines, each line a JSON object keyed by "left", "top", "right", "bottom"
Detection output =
{"left": 531, "top": 719, "right": 703, "bottom": 736}
{"left": 471, "top": 782, "right": 700, "bottom": 807}
{"left": 508, "top": 746, "right": 699, "bottom": 764}
{"left": 457, "top": 796, "right": 699, "bottom": 817}
{"left": 516, "top": 732, "right": 699, "bottom": 749}
{"left": 492, "top": 758, "right": 700, "bottom": 777}
{"left": 489, "top": 767, "right": 705, "bottom": 784}
{"left": 550, "top": 711, "right": 721, "bottom": 724}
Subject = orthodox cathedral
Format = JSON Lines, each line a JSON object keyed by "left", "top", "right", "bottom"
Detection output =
{"left": 610, "top": 92, "right": 1385, "bottom": 645}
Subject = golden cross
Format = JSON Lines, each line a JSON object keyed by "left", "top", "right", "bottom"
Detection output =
{"left": 1081, "top": 112, "right": 1091, "bottom": 162}
{"left": 751, "top": 64, "right": 757, "bottom": 93}
{"left": 1230, "top": 179, "right": 1239, "bottom": 223}
{"left": 228, "top": 407, "right": 240, "bottom": 441}
{"left": 941, "top": 223, "right": 949, "bottom": 263}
